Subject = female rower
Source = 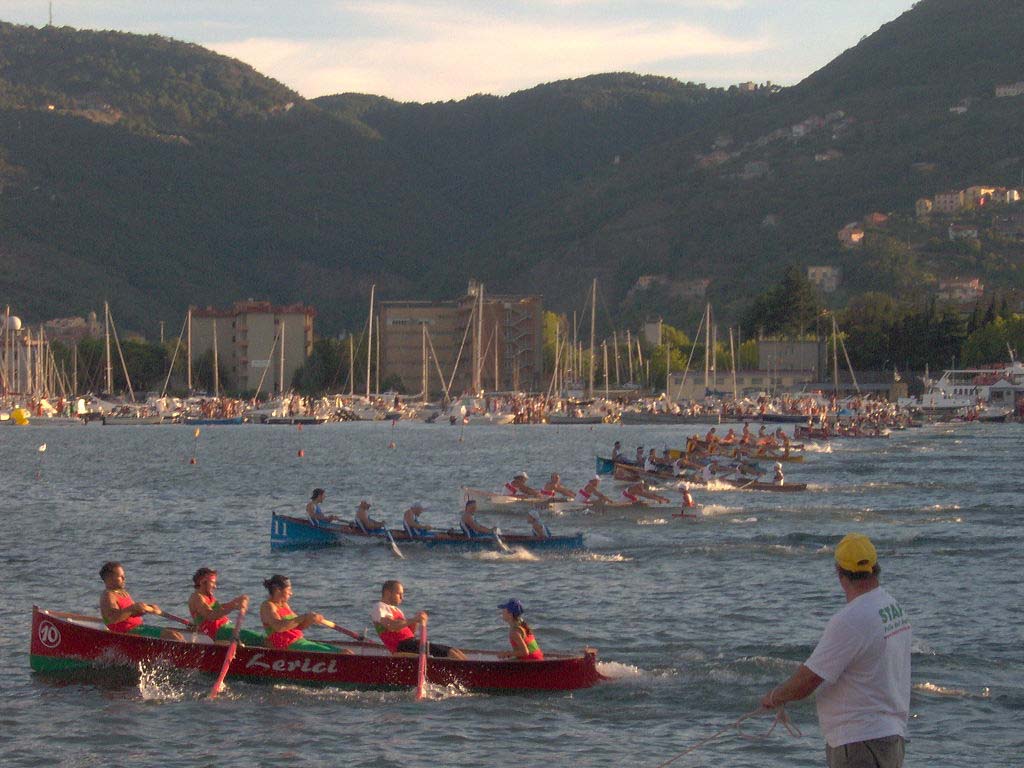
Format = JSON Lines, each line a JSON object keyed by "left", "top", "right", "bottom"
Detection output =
{"left": 306, "top": 488, "right": 341, "bottom": 527}
{"left": 497, "top": 599, "right": 543, "bottom": 660}
{"left": 188, "top": 567, "right": 260, "bottom": 643}
{"left": 259, "top": 574, "right": 337, "bottom": 652}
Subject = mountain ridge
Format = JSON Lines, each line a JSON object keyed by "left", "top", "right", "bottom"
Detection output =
{"left": 1, "top": 0, "right": 1022, "bottom": 338}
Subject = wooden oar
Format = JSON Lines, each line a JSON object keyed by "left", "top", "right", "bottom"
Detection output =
{"left": 492, "top": 527, "right": 511, "bottom": 554}
{"left": 416, "top": 616, "right": 428, "bottom": 701}
{"left": 382, "top": 523, "right": 405, "bottom": 559}
{"left": 209, "top": 605, "right": 247, "bottom": 699}
{"left": 154, "top": 609, "right": 194, "bottom": 628}
{"left": 320, "top": 618, "right": 368, "bottom": 642}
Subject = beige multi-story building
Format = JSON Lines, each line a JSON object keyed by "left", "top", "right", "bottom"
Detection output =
{"left": 190, "top": 301, "right": 314, "bottom": 393}
{"left": 933, "top": 190, "right": 965, "bottom": 214}
{"left": 380, "top": 282, "right": 543, "bottom": 397}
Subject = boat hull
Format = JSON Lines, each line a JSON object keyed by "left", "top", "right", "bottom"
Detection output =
{"left": 30, "top": 607, "right": 604, "bottom": 691}
{"left": 270, "top": 514, "right": 585, "bottom": 551}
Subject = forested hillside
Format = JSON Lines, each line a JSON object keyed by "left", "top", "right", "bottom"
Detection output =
{"left": 1, "top": 0, "right": 1023, "bottom": 342}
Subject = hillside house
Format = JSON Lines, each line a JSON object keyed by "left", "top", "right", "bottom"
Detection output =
{"left": 864, "top": 212, "right": 889, "bottom": 227}
{"left": 994, "top": 209, "right": 1024, "bottom": 237}
{"left": 837, "top": 223, "right": 865, "bottom": 248}
{"left": 937, "top": 278, "right": 983, "bottom": 302}
{"left": 916, "top": 198, "right": 934, "bottom": 219}
{"left": 807, "top": 266, "right": 842, "bottom": 293}
{"left": 948, "top": 223, "right": 979, "bottom": 241}
{"left": 814, "top": 149, "right": 843, "bottom": 162}
{"left": 933, "top": 190, "right": 966, "bottom": 214}
{"left": 628, "top": 275, "right": 709, "bottom": 301}
{"left": 965, "top": 186, "right": 997, "bottom": 205}
{"left": 737, "top": 82, "right": 756, "bottom": 93}
{"left": 995, "top": 82, "right": 1024, "bottom": 98}
{"left": 695, "top": 150, "right": 731, "bottom": 169}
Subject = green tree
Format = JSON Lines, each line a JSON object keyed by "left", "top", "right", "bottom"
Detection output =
{"left": 742, "top": 265, "right": 822, "bottom": 337}
{"left": 292, "top": 338, "right": 348, "bottom": 396}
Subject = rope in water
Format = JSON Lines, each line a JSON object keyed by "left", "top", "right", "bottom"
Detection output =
{"left": 652, "top": 706, "right": 802, "bottom": 768}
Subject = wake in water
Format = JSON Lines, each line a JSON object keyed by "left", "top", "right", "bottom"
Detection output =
{"left": 596, "top": 660, "right": 677, "bottom": 683}
{"left": 469, "top": 548, "right": 539, "bottom": 562}
{"left": 700, "top": 504, "right": 742, "bottom": 518}
{"left": 576, "top": 552, "right": 633, "bottom": 563}
{"left": 802, "top": 442, "right": 833, "bottom": 454}
{"left": 915, "top": 681, "right": 991, "bottom": 699}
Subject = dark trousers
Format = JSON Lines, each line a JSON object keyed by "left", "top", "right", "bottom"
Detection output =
{"left": 826, "top": 735, "right": 905, "bottom": 768}
{"left": 395, "top": 637, "right": 455, "bottom": 658}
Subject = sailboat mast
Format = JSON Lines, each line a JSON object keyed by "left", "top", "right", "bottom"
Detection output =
{"left": 588, "top": 278, "right": 596, "bottom": 398}
{"left": 729, "top": 327, "right": 738, "bottom": 402}
{"left": 375, "top": 314, "right": 380, "bottom": 396}
{"left": 104, "top": 301, "right": 113, "bottom": 394}
{"left": 494, "top": 320, "right": 500, "bottom": 392}
{"left": 603, "top": 341, "right": 609, "bottom": 398}
{"left": 349, "top": 335, "right": 354, "bottom": 396}
{"left": 422, "top": 323, "right": 428, "bottom": 401}
{"left": 703, "top": 304, "right": 709, "bottom": 395}
{"left": 832, "top": 314, "right": 840, "bottom": 396}
{"left": 366, "top": 285, "right": 375, "bottom": 398}
{"left": 212, "top": 318, "right": 219, "bottom": 397}
{"left": 279, "top": 318, "right": 286, "bottom": 395}
{"left": 626, "top": 329, "right": 633, "bottom": 383}
{"left": 613, "top": 331, "right": 620, "bottom": 385}
{"left": 186, "top": 308, "right": 193, "bottom": 392}
{"left": 711, "top": 322, "right": 717, "bottom": 393}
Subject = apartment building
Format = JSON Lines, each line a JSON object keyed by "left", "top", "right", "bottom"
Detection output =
{"left": 190, "top": 301, "right": 315, "bottom": 393}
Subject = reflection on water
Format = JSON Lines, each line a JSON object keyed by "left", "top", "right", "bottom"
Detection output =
{"left": 1, "top": 421, "right": 1021, "bottom": 766}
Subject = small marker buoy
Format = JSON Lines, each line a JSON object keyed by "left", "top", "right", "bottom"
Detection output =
{"left": 297, "top": 449, "right": 305, "bottom": 457}
{"left": 189, "top": 457, "right": 197, "bottom": 465}
{"left": 388, "top": 441, "right": 396, "bottom": 449}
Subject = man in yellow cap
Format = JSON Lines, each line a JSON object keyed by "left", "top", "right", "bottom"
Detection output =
{"left": 761, "top": 533, "right": 911, "bottom": 767}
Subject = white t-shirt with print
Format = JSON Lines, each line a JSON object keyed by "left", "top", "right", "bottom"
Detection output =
{"left": 805, "top": 585, "right": 911, "bottom": 748}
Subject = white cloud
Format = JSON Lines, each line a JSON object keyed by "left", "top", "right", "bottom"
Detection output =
{"left": 209, "top": 3, "right": 770, "bottom": 101}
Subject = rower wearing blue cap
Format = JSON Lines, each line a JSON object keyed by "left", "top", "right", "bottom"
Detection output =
{"left": 497, "top": 599, "right": 543, "bottom": 660}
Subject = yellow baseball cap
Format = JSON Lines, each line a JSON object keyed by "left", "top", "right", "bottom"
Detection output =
{"left": 835, "top": 533, "right": 877, "bottom": 573}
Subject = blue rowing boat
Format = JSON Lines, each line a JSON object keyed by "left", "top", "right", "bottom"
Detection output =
{"left": 270, "top": 513, "right": 586, "bottom": 552}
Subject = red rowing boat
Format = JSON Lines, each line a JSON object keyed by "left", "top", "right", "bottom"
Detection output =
{"left": 29, "top": 607, "right": 605, "bottom": 692}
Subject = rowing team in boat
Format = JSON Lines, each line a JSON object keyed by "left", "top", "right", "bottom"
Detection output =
{"left": 505, "top": 470, "right": 678, "bottom": 506}
{"left": 308, "top": 488, "right": 556, "bottom": 538}
{"left": 99, "top": 562, "right": 544, "bottom": 661}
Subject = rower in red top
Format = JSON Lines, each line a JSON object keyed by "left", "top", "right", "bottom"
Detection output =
{"left": 541, "top": 473, "right": 575, "bottom": 500}
{"left": 497, "top": 599, "right": 543, "bottom": 660}
{"left": 187, "top": 567, "right": 251, "bottom": 642}
{"left": 259, "top": 574, "right": 337, "bottom": 652}
{"left": 622, "top": 480, "right": 671, "bottom": 504}
{"left": 99, "top": 561, "right": 182, "bottom": 640}
{"left": 505, "top": 471, "right": 543, "bottom": 498}
{"left": 372, "top": 580, "right": 467, "bottom": 659}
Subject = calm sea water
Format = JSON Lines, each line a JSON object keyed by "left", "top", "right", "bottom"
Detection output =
{"left": 0, "top": 420, "right": 1020, "bottom": 767}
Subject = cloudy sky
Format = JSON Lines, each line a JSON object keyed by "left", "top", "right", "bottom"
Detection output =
{"left": 3, "top": 1, "right": 918, "bottom": 102}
